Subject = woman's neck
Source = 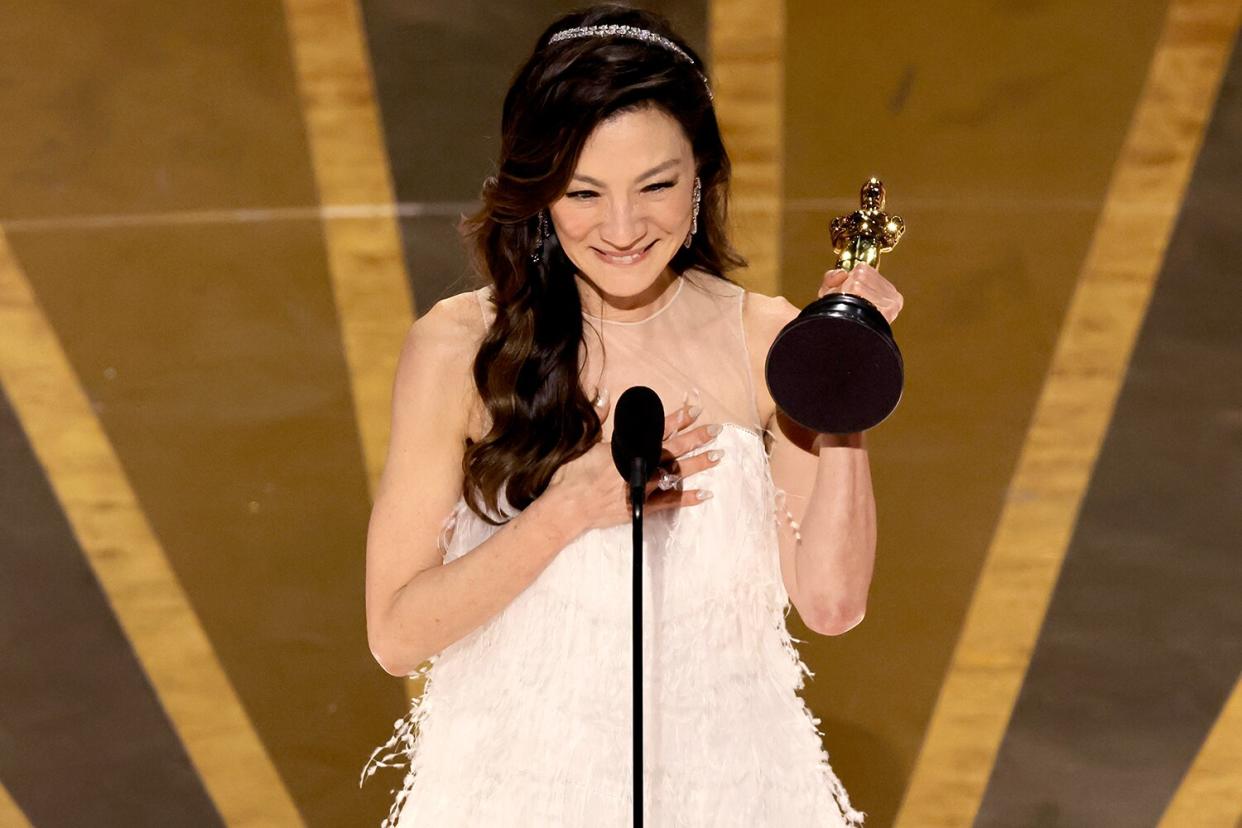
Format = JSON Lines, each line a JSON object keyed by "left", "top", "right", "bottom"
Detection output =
{"left": 576, "top": 268, "right": 680, "bottom": 323}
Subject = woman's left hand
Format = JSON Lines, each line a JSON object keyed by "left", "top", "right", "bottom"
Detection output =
{"left": 817, "top": 262, "right": 904, "bottom": 325}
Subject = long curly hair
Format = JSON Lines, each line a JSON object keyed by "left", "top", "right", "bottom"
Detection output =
{"left": 459, "top": 3, "right": 746, "bottom": 525}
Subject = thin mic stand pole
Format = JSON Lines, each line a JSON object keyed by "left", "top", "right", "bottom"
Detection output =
{"left": 629, "top": 457, "right": 646, "bottom": 828}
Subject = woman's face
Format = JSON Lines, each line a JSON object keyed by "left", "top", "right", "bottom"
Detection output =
{"left": 549, "top": 105, "right": 696, "bottom": 309}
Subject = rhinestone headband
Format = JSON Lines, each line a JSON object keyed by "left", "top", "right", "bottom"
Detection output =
{"left": 547, "top": 24, "right": 714, "bottom": 101}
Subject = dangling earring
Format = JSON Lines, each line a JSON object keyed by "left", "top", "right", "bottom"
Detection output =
{"left": 530, "top": 209, "right": 549, "bottom": 263}
{"left": 683, "top": 176, "right": 701, "bottom": 249}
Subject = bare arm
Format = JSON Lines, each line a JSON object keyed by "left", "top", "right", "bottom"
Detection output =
{"left": 766, "top": 411, "right": 875, "bottom": 635}
{"left": 743, "top": 291, "right": 877, "bottom": 635}
{"left": 365, "top": 294, "right": 582, "bottom": 676}
{"left": 369, "top": 492, "right": 581, "bottom": 676}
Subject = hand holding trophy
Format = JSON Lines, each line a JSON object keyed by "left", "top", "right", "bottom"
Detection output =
{"left": 765, "top": 177, "right": 906, "bottom": 434}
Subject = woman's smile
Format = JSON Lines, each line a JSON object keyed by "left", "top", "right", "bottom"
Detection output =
{"left": 592, "top": 239, "right": 657, "bottom": 266}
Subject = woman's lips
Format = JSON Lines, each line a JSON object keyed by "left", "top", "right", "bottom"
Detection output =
{"left": 594, "top": 240, "right": 656, "bottom": 265}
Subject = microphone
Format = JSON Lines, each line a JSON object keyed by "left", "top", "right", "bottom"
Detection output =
{"left": 611, "top": 385, "right": 664, "bottom": 827}
{"left": 611, "top": 386, "right": 664, "bottom": 494}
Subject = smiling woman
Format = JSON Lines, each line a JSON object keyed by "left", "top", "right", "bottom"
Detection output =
{"left": 551, "top": 107, "right": 697, "bottom": 320}
{"left": 361, "top": 3, "right": 873, "bottom": 826}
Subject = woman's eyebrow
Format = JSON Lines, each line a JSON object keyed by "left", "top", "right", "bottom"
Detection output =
{"left": 571, "top": 158, "right": 680, "bottom": 187}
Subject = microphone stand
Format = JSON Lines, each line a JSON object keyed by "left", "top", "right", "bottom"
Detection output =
{"left": 628, "top": 456, "right": 646, "bottom": 828}
{"left": 612, "top": 383, "right": 662, "bottom": 827}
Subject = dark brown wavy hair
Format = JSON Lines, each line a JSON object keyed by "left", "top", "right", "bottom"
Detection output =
{"left": 460, "top": 4, "right": 746, "bottom": 525}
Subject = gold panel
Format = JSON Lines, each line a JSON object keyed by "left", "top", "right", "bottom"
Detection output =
{"left": 282, "top": 0, "right": 415, "bottom": 499}
{"left": 782, "top": 0, "right": 1174, "bottom": 822}
{"left": 1159, "top": 676, "right": 1242, "bottom": 827}
{"left": 0, "top": 784, "right": 31, "bottom": 828}
{"left": 710, "top": 0, "right": 784, "bottom": 296}
{"left": 282, "top": 0, "right": 423, "bottom": 704}
{"left": 0, "top": 230, "right": 304, "bottom": 827}
{"left": 897, "top": 1, "right": 1242, "bottom": 824}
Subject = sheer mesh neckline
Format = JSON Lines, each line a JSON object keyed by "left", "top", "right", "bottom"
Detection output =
{"left": 580, "top": 274, "right": 686, "bottom": 326}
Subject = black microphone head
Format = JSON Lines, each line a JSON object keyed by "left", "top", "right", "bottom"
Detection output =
{"left": 611, "top": 386, "right": 665, "bottom": 480}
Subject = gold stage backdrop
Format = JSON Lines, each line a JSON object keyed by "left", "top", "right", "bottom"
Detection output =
{"left": 0, "top": 1, "right": 1239, "bottom": 826}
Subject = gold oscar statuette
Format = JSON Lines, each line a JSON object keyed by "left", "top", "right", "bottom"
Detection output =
{"left": 764, "top": 177, "right": 907, "bottom": 434}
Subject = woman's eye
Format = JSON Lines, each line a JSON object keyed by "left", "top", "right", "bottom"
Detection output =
{"left": 566, "top": 180, "right": 675, "bottom": 200}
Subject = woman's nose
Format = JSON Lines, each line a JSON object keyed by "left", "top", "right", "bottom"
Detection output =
{"left": 599, "top": 199, "right": 645, "bottom": 248}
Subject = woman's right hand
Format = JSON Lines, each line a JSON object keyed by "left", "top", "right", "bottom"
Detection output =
{"left": 543, "top": 387, "right": 724, "bottom": 535}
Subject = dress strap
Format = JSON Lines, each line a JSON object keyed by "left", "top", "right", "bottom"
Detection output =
{"left": 473, "top": 285, "right": 491, "bottom": 328}
{"left": 736, "top": 287, "right": 767, "bottom": 432}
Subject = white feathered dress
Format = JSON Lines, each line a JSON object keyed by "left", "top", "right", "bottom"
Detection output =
{"left": 363, "top": 270, "right": 866, "bottom": 827}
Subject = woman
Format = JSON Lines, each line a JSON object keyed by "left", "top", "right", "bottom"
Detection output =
{"left": 362, "top": 5, "right": 901, "bottom": 826}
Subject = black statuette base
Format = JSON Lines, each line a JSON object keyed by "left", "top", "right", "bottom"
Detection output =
{"left": 765, "top": 293, "right": 904, "bottom": 435}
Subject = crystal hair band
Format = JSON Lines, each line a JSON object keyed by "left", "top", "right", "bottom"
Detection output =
{"left": 547, "top": 24, "right": 714, "bottom": 101}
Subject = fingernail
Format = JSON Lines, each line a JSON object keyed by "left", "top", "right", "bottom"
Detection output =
{"left": 706, "top": 423, "right": 722, "bottom": 436}
{"left": 696, "top": 490, "right": 713, "bottom": 500}
{"left": 707, "top": 449, "right": 724, "bottom": 462}
{"left": 687, "top": 404, "right": 702, "bottom": 419}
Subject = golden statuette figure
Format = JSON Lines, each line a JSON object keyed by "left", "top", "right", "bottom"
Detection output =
{"left": 830, "top": 177, "right": 906, "bottom": 271}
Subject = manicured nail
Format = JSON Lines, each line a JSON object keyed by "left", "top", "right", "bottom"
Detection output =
{"left": 706, "top": 423, "right": 722, "bottom": 436}
{"left": 687, "top": 404, "right": 702, "bottom": 420}
{"left": 696, "top": 490, "right": 713, "bottom": 500}
{"left": 707, "top": 449, "right": 724, "bottom": 462}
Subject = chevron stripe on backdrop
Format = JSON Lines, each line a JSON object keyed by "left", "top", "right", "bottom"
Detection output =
{"left": 0, "top": 1, "right": 1238, "bottom": 826}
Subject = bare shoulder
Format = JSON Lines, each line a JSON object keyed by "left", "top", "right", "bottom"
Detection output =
{"left": 414, "top": 287, "right": 489, "bottom": 349}
{"left": 739, "top": 286, "right": 801, "bottom": 429}
{"left": 740, "top": 286, "right": 799, "bottom": 364}
{"left": 741, "top": 288, "right": 800, "bottom": 337}
{"left": 397, "top": 287, "right": 490, "bottom": 439}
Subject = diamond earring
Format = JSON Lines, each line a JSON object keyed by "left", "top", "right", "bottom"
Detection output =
{"left": 683, "top": 176, "right": 701, "bottom": 249}
{"left": 530, "top": 209, "right": 550, "bottom": 263}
